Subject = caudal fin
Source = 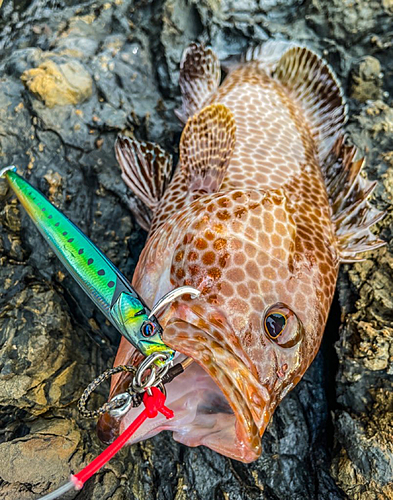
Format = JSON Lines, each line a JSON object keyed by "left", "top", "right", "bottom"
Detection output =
{"left": 176, "top": 43, "right": 221, "bottom": 123}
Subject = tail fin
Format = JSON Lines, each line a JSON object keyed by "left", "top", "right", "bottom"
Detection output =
{"left": 248, "top": 42, "right": 385, "bottom": 262}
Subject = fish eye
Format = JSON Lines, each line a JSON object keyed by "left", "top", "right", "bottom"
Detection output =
{"left": 264, "top": 312, "right": 287, "bottom": 339}
{"left": 141, "top": 321, "right": 156, "bottom": 338}
{"left": 263, "top": 304, "right": 302, "bottom": 348}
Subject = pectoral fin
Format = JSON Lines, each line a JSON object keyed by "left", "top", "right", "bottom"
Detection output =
{"left": 115, "top": 135, "right": 173, "bottom": 230}
{"left": 180, "top": 103, "right": 236, "bottom": 196}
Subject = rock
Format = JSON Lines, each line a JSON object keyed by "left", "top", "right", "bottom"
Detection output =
{"left": 0, "top": 419, "right": 81, "bottom": 485}
{"left": 21, "top": 58, "right": 93, "bottom": 108}
{"left": 0, "top": 0, "right": 391, "bottom": 499}
{"left": 350, "top": 56, "right": 383, "bottom": 102}
{"left": 332, "top": 98, "right": 393, "bottom": 499}
{"left": 331, "top": 403, "right": 393, "bottom": 500}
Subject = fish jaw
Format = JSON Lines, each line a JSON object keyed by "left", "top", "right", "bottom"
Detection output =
{"left": 97, "top": 305, "right": 273, "bottom": 463}
{"left": 162, "top": 318, "right": 270, "bottom": 462}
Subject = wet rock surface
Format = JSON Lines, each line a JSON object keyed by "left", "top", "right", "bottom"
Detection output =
{"left": 0, "top": 0, "right": 391, "bottom": 499}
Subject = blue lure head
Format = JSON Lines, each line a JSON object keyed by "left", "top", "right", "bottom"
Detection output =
{"left": 110, "top": 292, "right": 175, "bottom": 361}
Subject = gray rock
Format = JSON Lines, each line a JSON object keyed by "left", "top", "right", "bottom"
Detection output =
{"left": 0, "top": 0, "right": 391, "bottom": 499}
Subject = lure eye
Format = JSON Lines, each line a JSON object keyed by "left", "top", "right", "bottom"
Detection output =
{"left": 263, "top": 304, "right": 302, "bottom": 348}
{"left": 265, "top": 312, "right": 287, "bottom": 339}
{"left": 141, "top": 321, "right": 156, "bottom": 338}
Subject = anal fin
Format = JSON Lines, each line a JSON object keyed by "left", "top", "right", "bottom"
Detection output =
{"left": 180, "top": 103, "right": 236, "bottom": 196}
{"left": 115, "top": 135, "right": 173, "bottom": 230}
{"left": 176, "top": 43, "right": 221, "bottom": 123}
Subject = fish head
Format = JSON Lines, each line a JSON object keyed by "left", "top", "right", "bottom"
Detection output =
{"left": 110, "top": 291, "right": 174, "bottom": 359}
{"left": 99, "top": 189, "right": 334, "bottom": 462}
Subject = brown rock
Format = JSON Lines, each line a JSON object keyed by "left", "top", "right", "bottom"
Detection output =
{"left": 21, "top": 59, "right": 92, "bottom": 108}
{"left": 0, "top": 419, "right": 81, "bottom": 484}
{"left": 351, "top": 56, "right": 383, "bottom": 102}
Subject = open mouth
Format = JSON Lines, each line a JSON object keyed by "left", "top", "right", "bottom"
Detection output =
{"left": 97, "top": 319, "right": 271, "bottom": 463}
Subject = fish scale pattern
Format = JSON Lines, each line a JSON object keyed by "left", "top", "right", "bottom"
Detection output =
{"left": 143, "top": 51, "right": 342, "bottom": 458}
{"left": 111, "top": 42, "right": 384, "bottom": 461}
{"left": 152, "top": 60, "right": 338, "bottom": 359}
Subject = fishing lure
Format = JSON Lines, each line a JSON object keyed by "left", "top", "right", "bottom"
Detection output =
{"left": 0, "top": 165, "right": 174, "bottom": 360}
{"left": 100, "top": 41, "right": 385, "bottom": 462}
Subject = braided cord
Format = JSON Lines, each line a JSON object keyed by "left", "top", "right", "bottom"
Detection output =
{"left": 78, "top": 365, "right": 141, "bottom": 418}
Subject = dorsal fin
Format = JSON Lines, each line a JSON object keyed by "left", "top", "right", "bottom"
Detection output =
{"left": 115, "top": 135, "right": 173, "bottom": 230}
{"left": 179, "top": 103, "right": 236, "bottom": 196}
{"left": 328, "top": 140, "right": 386, "bottom": 262}
{"left": 247, "top": 42, "right": 385, "bottom": 262}
{"left": 176, "top": 43, "right": 221, "bottom": 123}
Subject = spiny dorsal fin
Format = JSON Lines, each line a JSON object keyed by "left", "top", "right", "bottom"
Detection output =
{"left": 258, "top": 42, "right": 385, "bottom": 261}
{"left": 180, "top": 103, "right": 236, "bottom": 196}
{"left": 328, "top": 140, "right": 386, "bottom": 262}
{"left": 176, "top": 43, "right": 221, "bottom": 123}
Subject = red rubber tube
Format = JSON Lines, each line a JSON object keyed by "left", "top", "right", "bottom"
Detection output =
{"left": 71, "top": 410, "right": 148, "bottom": 488}
{"left": 71, "top": 386, "right": 173, "bottom": 489}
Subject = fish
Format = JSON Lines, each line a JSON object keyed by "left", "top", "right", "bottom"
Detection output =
{"left": 0, "top": 166, "right": 173, "bottom": 359}
{"left": 99, "top": 41, "right": 385, "bottom": 462}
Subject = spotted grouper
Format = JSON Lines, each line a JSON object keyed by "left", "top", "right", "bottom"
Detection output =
{"left": 97, "top": 41, "right": 385, "bottom": 462}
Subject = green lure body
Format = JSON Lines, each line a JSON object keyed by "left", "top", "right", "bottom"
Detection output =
{"left": 1, "top": 166, "right": 174, "bottom": 361}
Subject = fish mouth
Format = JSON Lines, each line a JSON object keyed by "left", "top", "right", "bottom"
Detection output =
{"left": 97, "top": 318, "right": 271, "bottom": 463}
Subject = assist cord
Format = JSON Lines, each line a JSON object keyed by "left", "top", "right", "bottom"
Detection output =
{"left": 39, "top": 387, "right": 173, "bottom": 500}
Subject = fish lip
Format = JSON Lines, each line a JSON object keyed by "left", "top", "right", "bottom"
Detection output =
{"left": 161, "top": 316, "right": 272, "bottom": 462}
{"left": 97, "top": 314, "right": 272, "bottom": 462}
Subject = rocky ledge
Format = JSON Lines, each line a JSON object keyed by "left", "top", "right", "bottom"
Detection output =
{"left": 0, "top": 0, "right": 391, "bottom": 499}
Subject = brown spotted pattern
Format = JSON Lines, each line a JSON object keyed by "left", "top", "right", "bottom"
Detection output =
{"left": 138, "top": 180, "right": 333, "bottom": 458}
{"left": 150, "top": 62, "right": 339, "bottom": 357}
{"left": 180, "top": 103, "right": 236, "bottom": 195}
{"left": 110, "top": 43, "right": 382, "bottom": 462}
